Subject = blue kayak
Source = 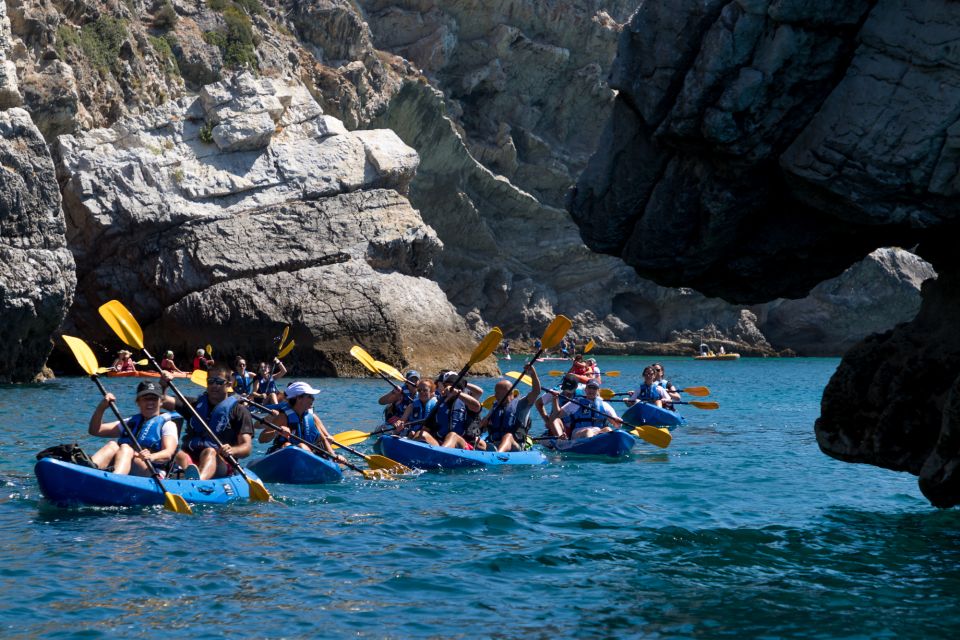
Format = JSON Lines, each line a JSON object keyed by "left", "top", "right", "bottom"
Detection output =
{"left": 35, "top": 457, "right": 260, "bottom": 508}
{"left": 376, "top": 436, "right": 548, "bottom": 470}
{"left": 248, "top": 446, "right": 342, "bottom": 484}
{"left": 622, "top": 401, "right": 686, "bottom": 428}
{"left": 544, "top": 430, "right": 637, "bottom": 457}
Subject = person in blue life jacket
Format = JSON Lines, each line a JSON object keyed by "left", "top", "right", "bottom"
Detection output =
{"left": 394, "top": 379, "right": 437, "bottom": 438}
{"left": 625, "top": 366, "right": 672, "bottom": 408}
{"left": 87, "top": 381, "right": 179, "bottom": 476}
{"left": 231, "top": 356, "right": 256, "bottom": 395}
{"left": 420, "top": 372, "right": 482, "bottom": 449}
{"left": 536, "top": 374, "right": 579, "bottom": 438}
{"left": 160, "top": 364, "right": 254, "bottom": 480}
{"left": 378, "top": 370, "right": 419, "bottom": 424}
{"left": 549, "top": 379, "right": 620, "bottom": 440}
{"left": 252, "top": 358, "right": 287, "bottom": 405}
{"left": 477, "top": 363, "right": 541, "bottom": 452}
{"left": 258, "top": 381, "right": 347, "bottom": 463}
{"left": 651, "top": 362, "right": 680, "bottom": 404}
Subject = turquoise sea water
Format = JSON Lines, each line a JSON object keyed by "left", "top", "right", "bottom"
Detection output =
{"left": 1, "top": 356, "right": 958, "bottom": 638}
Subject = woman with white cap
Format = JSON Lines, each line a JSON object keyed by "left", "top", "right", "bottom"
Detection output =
{"left": 111, "top": 349, "right": 137, "bottom": 373}
{"left": 87, "top": 381, "right": 179, "bottom": 476}
{"left": 259, "top": 381, "right": 346, "bottom": 463}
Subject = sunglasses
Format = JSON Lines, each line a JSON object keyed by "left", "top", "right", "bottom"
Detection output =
{"left": 208, "top": 377, "right": 228, "bottom": 386}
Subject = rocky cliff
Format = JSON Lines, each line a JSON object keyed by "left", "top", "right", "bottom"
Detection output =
{"left": 571, "top": 0, "right": 960, "bottom": 506}
{"left": 0, "top": 0, "right": 74, "bottom": 383}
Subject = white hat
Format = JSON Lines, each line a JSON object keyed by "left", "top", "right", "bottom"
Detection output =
{"left": 286, "top": 381, "right": 321, "bottom": 399}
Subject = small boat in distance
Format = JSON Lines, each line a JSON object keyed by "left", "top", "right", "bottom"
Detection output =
{"left": 695, "top": 340, "right": 740, "bottom": 360}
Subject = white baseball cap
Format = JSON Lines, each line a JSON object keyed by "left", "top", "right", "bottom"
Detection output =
{"left": 285, "top": 381, "right": 321, "bottom": 399}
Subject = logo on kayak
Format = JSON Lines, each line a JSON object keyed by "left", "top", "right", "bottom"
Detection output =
{"left": 496, "top": 455, "right": 509, "bottom": 462}
{"left": 223, "top": 484, "right": 234, "bottom": 496}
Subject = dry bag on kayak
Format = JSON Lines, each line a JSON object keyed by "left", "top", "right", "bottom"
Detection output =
{"left": 36, "top": 443, "right": 97, "bottom": 468}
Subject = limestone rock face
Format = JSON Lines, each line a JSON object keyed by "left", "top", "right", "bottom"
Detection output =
{"left": 56, "top": 73, "right": 494, "bottom": 377}
{"left": 0, "top": 106, "right": 76, "bottom": 382}
{"left": 570, "top": 0, "right": 960, "bottom": 505}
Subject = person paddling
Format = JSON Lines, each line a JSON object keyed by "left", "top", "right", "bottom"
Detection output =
{"left": 88, "top": 381, "right": 178, "bottom": 476}
{"left": 378, "top": 370, "right": 418, "bottom": 425}
{"left": 192, "top": 348, "right": 213, "bottom": 371}
{"left": 394, "top": 379, "right": 437, "bottom": 438}
{"left": 536, "top": 374, "right": 579, "bottom": 439}
{"left": 232, "top": 357, "right": 256, "bottom": 395}
{"left": 549, "top": 379, "right": 619, "bottom": 440}
{"left": 651, "top": 362, "right": 680, "bottom": 404}
{"left": 478, "top": 364, "right": 541, "bottom": 452}
{"left": 253, "top": 358, "right": 287, "bottom": 405}
{"left": 625, "top": 366, "right": 672, "bottom": 408}
{"left": 160, "top": 365, "right": 254, "bottom": 480}
{"left": 160, "top": 350, "right": 185, "bottom": 374}
{"left": 421, "top": 373, "right": 482, "bottom": 449}
{"left": 258, "top": 381, "right": 346, "bottom": 462}
{"left": 111, "top": 349, "right": 136, "bottom": 373}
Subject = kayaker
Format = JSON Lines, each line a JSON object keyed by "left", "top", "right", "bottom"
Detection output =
{"left": 232, "top": 357, "right": 256, "bottom": 395}
{"left": 651, "top": 363, "right": 680, "bottom": 403}
{"left": 625, "top": 366, "right": 671, "bottom": 408}
{"left": 160, "top": 350, "right": 184, "bottom": 374}
{"left": 566, "top": 355, "right": 593, "bottom": 384}
{"left": 394, "top": 379, "right": 437, "bottom": 438}
{"left": 379, "top": 370, "right": 418, "bottom": 425}
{"left": 253, "top": 358, "right": 287, "bottom": 405}
{"left": 479, "top": 364, "right": 541, "bottom": 452}
{"left": 111, "top": 349, "right": 136, "bottom": 373}
{"left": 420, "top": 373, "right": 482, "bottom": 449}
{"left": 535, "top": 374, "right": 578, "bottom": 438}
{"left": 160, "top": 365, "right": 254, "bottom": 480}
{"left": 586, "top": 357, "right": 601, "bottom": 384}
{"left": 258, "top": 381, "right": 346, "bottom": 462}
{"left": 87, "top": 381, "right": 179, "bottom": 476}
{"left": 192, "top": 348, "right": 213, "bottom": 371}
{"left": 549, "top": 379, "right": 619, "bottom": 440}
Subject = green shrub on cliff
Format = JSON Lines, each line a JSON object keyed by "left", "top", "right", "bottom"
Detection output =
{"left": 80, "top": 16, "right": 128, "bottom": 72}
{"left": 203, "top": 5, "right": 259, "bottom": 70}
{"left": 148, "top": 34, "right": 180, "bottom": 78}
{"left": 153, "top": 2, "right": 179, "bottom": 31}
{"left": 55, "top": 25, "right": 81, "bottom": 61}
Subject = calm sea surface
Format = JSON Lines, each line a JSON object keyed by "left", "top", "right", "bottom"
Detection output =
{"left": 1, "top": 356, "right": 958, "bottom": 638}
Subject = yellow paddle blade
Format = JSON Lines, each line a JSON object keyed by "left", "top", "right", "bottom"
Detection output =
{"left": 98, "top": 300, "right": 145, "bottom": 350}
{"left": 349, "top": 345, "right": 379, "bottom": 374}
{"left": 279, "top": 325, "right": 290, "bottom": 351}
{"left": 482, "top": 395, "right": 496, "bottom": 409}
{"left": 688, "top": 400, "right": 720, "bottom": 410}
{"left": 163, "top": 491, "right": 194, "bottom": 514}
{"left": 246, "top": 477, "right": 272, "bottom": 502}
{"left": 541, "top": 315, "right": 572, "bottom": 350}
{"left": 62, "top": 335, "right": 99, "bottom": 376}
{"left": 599, "top": 388, "right": 616, "bottom": 400}
{"left": 630, "top": 425, "right": 672, "bottom": 449}
{"left": 584, "top": 338, "right": 595, "bottom": 353}
{"left": 374, "top": 361, "right": 405, "bottom": 383}
{"left": 333, "top": 430, "right": 373, "bottom": 446}
{"left": 278, "top": 339, "right": 295, "bottom": 359}
{"left": 681, "top": 386, "right": 710, "bottom": 397}
{"left": 504, "top": 371, "right": 533, "bottom": 386}
{"left": 96, "top": 367, "right": 112, "bottom": 374}
{"left": 135, "top": 359, "right": 148, "bottom": 366}
{"left": 361, "top": 469, "right": 393, "bottom": 480}
{"left": 205, "top": 343, "right": 213, "bottom": 356}
{"left": 190, "top": 369, "right": 208, "bottom": 387}
{"left": 606, "top": 371, "right": 620, "bottom": 377}
{"left": 364, "top": 454, "right": 412, "bottom": 474}
{"left": 548, "top": 370, "right": 564, "bottom": 377}
{"left": 468, "top": 327, "right": 503, "bottom": 367}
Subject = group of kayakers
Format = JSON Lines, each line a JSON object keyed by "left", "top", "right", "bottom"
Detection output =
{"left": 86, "top": 344, "right": 685, "bottom": 482}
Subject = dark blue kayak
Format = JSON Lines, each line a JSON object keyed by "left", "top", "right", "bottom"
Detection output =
{"left": 34, "top": 457, "right": 260, "bottom": 507}
{"left": 544, "top": 430, "right": 637, "bottom": 457}
{"left": 376, "top": 436, "right": 548, "bottom": 470}
{"left": 248, "top": 446, "right": 343, "bottom": 484}
{"left": 622, "top": 401, "right": 686, "bottom": 428}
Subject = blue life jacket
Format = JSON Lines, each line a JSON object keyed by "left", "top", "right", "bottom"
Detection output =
{"left": 269, "top": 402, "right": 321, "bottom": 451}
{"left": 117, "top": 412, "right": 179, "bottom": 452}
{"left": 486, "top": 399, "right": 521, "bottom": 443}
{"left": 409, "top": 397, "right": 437, "bottom": 422}
{"left": 569, "top": 398, "right": 610, "bottom": 430}
{"left": 186, "top": 395, "right": 239, "bottom": 450}
{"left": 635, "top": 383, "right": 660, "bottom": 403}
{"left": 256, "top": 375, "right": 278, "bottom": 395}
{"left": 436, "top": 398, "right": 467, "bottom": 438}
{"left": 233, "top": 372, "right": 254, "bottom": 394}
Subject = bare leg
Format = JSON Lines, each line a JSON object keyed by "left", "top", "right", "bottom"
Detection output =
{"left": 418, "top": 431, "right": 439, "bottom": 446}
{"left": 547, "top": 419, "right": 567, "bottom": 439}
{"left": 497, "top": 433, "right": 520, "bottom": 452}
{"left": 91, "top": 441, "right": 119, "bottom": 470}
{"left": 197, "top": 448, "right": 220, "bottom": 480}
{"left": 112, "top": 443, "right": 136, "bottom": 475}
{"left": 441, "top": 433, "right": 471, "bottom": 449}
{"left": 173, "top": 450, "right": 193, "bottom": 471}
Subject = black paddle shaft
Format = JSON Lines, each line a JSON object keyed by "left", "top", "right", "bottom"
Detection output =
{"left": 90, "top": 375, "right": 167, "bottom": 483}
{"left": 250, "top": 414, "right": 367, "bottom": 475}
{"left": 544, "top": 389, "right": 632, "bottom": 429}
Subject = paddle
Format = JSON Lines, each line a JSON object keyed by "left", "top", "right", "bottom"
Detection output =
{"left": 98, "top": 300, "right": 271, "bottom": 502}
{"left": 248, "top": 413, "right": 388, "bottom": 480}
{"left": 61, "top": 335, "right": 193, "bottom": 515}
{"left": 332, "top": 427, "right": 394, "bottom": 447}
{"left": 600, "top": 386, "right": 711, "bottom": 398}
{"left": 205, "top": 343, "right": 213, "bottom": 357}
{"left": 278, "top": 340, "right": 295, "bottom": 359}
{"left": 350, "top": 346, "right": 404, "bottom": 392}
{"left": 374, "top": 361, "right": 406, "bottom": 383}
{"left": 239, "top": 394, "right": 412, "bottom": 475}
{"left": 583, "top": 338, "right": 595, "bottom": 354}
{"left": 277, "top": 325, "right": 290, "bottom": 353}
{"left": 606, "top": 371, "right": 620, "bottom": 377}
{"left": 543, "top": 389, "right": 672, "bottom": 448}
{"left": 611, "top": 399, "right": 719, "bottom": 410}
{"left": 504, "top": 371, "right": 533, "bottom": 386}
